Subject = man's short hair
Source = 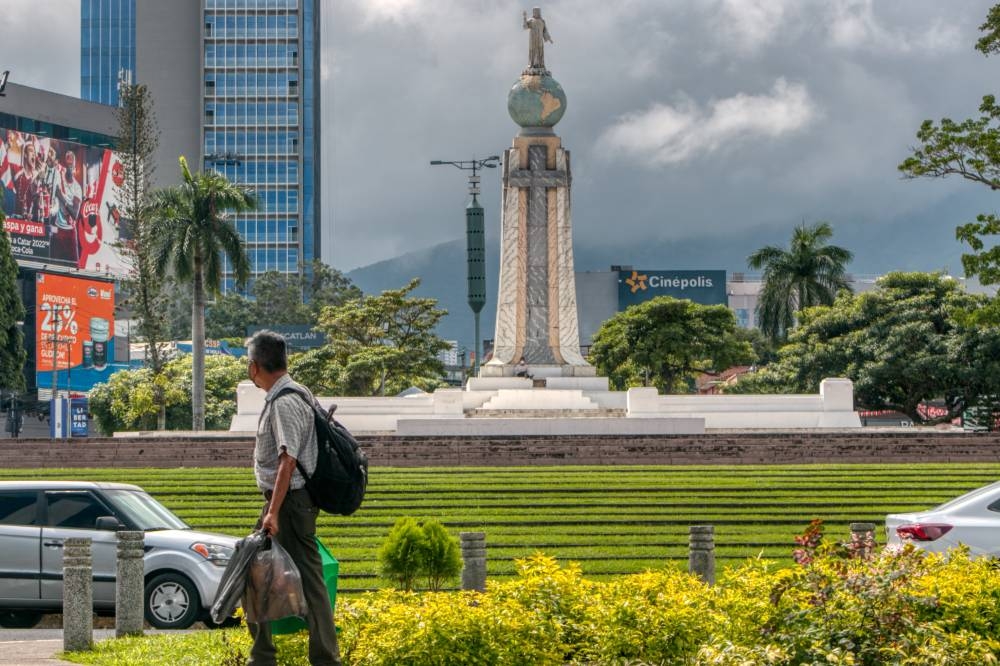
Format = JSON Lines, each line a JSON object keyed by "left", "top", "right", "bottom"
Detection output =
{"left": 248, "top": 330, "right": 288, "bottom": 373}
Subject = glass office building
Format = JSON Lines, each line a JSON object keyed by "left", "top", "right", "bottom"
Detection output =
{"left": 82, "top": 0, "right": 320, "bottom": 292}
{"left": 81, "top": 0, "right": 136, "bottom": 106}
{"left": 204, "top": 0, "right": 320, "bottom": 292}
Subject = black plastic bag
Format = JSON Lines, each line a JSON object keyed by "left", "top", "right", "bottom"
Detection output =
{"left": 210, "top": 530, "right": 269, "bottom": 624}
{"left": 243, "top": 538, "right": 308, "bottom": 623}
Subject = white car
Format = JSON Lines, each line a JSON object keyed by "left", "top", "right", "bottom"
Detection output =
{"left": 886, "top": 480, "right": 1000, "bottom": 558}
{"left": 0, "top": 481, "right": 238, "bottom": 630}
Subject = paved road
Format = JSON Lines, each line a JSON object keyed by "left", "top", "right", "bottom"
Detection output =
{"left": 0, "top": 629, "right": 115, "bottom": 665}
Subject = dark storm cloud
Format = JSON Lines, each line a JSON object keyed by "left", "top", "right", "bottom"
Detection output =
{"left": 3, "top": 0, "right": 996, "bottom": 272}
{"left": 322, "top": 0, "right": 999, "bottom": 271}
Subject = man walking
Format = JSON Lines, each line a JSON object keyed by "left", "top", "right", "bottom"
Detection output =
{"left": 247, "top": 330, "right": 340, "bottom": 666}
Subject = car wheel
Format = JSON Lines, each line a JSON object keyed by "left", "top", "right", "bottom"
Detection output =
{"left": 0, "top": 610, "right": 43, "bottom": 628}
{"left": 144, "top": 573, "right": 201, "bottom": 630}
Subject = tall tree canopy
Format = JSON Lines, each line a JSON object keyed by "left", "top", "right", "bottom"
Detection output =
{"left": 289, "top": 279, "right": 449, "bottom": 396}
{"left": 730, "top": 273, "right": 1000, "bottom": 425}
{"left": 116, "top": 82, "right": 169, "bottom": 428}
{"left": 150, "top": 156, "right": 253, "bottom": 430}
{"left": 0, "top": 212, "right": 26, "bottom": 393}
{"left": 588, "top": 296, "right": 754, "bottom": 393}
{"left": 899, "top": 4, "right": 1000, "bottom": 293}
{"left": 747, "top": 222, "right": 853, "bottom": 342}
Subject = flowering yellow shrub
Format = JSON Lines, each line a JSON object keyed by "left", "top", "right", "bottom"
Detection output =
{"left": 328, "top": 535, "right": 1000, "bottom": 666}
{"left": 579, "top": 568, "right": 715, "bottom": 665}
{"left": 338, "top": 589, "right": 563, "bottom": 665}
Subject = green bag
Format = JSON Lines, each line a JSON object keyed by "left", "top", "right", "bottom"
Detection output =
{"left": 270, "top": 537, "right": 339, "bottom": 635}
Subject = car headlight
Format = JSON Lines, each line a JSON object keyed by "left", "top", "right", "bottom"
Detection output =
{"left": 190, "top": 542, "right": 234, "bottom": 567}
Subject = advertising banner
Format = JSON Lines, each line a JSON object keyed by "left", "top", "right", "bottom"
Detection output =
{"left": 35, "top": 272, "right": 117, "bottom": 392}
{"left": 0, "top": 128, "right": 130, "bottom": 277}
{"left": 618, "top": 269, "right": 728, "bottom": 309}
{"left": 70, "top": 398, "right": 90, "bottom": 437}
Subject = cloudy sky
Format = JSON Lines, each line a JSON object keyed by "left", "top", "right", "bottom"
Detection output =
{"left": 3, "top": 0, "right": 1000, "bottom": 273}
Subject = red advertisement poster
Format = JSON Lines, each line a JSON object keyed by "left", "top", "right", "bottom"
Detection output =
{"left": 1, "top": 128, "right": 130, "bottom": 277}
{"left": 35, "top": 272, "right": 116, "bottom": 392}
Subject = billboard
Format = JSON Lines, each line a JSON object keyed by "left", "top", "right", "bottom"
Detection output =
{"left": 618, "top": 269, "right": 728, "bottom": 309}
{"left": 0, "top": 128, "right": 130, "bottom": 276}
{"left": 35, "top": 272, "right": 117, "bottom": 393}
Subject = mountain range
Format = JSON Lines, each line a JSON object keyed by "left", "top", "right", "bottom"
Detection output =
{"left": 347, "top": 189, "right": 995, "bottom": 350}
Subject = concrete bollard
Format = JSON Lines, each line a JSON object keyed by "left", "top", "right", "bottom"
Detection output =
{"left": 688, "top": 525, "right": 715, "bottom": 585}
{"left": 460, "top": 532, "right": 487, "bottom": 592}
{"left": 63, "top": 538, "right": 93, "bottom": 652}
{"left": 850, "top": 522, "right": 877, "bottom": 558}
{"left": 116, "top": 531, "right": 145, "bottom": 637}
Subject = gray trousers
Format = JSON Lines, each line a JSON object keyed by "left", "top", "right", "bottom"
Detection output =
{"left": 248, "top": 489, "right": 341, "bottom": 666}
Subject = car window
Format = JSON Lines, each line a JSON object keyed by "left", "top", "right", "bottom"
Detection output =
{"left": 0, "top": 491, "right": 38, "bottom": 526}
{"left": 989, "top": 499, "right": 1000, "bottom": 514}
{"left": 930, "top": 482, "right": 1000, "bottom": 513}
{"left": 103, "top": 489, "right": 188, "bottom": 531}
{"left": 45, "top": 492, "right": 111, "bottom": 530}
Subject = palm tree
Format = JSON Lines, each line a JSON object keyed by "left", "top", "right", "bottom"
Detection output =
{"left": 747, "top": 222, "right": 853, "bottom": 341}
{"left": 150, "top": 157, "right": 253, "bottom": 430}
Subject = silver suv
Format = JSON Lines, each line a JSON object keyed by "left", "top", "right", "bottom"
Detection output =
{"left": 0, "top": 481, "right": 238, "bottom": 630}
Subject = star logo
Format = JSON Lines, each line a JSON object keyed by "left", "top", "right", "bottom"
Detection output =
{"left": 625, "top": 270, "right": 648, "bottom": 294}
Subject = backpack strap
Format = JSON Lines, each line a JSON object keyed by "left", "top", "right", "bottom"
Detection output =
{"left": 266, "top": 387, "right": 316, "bottom": 483}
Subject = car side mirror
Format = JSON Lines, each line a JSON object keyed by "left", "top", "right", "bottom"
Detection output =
{"left": 95, "top": 516, "right": 123, "bottom": 531}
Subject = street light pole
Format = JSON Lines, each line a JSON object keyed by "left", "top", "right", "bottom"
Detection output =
{"left": 429, "top": 156, "right": 500, "bottom": 378}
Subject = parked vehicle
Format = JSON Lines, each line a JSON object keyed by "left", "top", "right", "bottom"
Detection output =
{"left": 885, "top": 480, "right": 1000, "bottom": 558}
{"left": 0, "top": 481, "right": 238, "bottom": 629}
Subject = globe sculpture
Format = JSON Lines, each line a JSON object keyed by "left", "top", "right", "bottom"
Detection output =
{"left": 507, "top": 74, "right": 567, "bottom": 129}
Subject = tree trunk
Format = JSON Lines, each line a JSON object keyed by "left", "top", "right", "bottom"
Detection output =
{"left": 191, "top": 250, "right": 206, "bottom": 431}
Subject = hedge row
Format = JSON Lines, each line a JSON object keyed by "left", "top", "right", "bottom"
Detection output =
{"left": 65, "top": 539, "right": 1000, "bottom": 665}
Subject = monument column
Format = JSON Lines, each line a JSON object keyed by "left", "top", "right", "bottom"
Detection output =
{"left": 483, "top": 8, "right": 593, "bottom": 378}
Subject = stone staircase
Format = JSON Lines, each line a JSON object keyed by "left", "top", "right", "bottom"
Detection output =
{"left": 473, "top": 388, "right": 603, "bottom": 416}
{"left": 469, "top": 408, "right": 627, "bottom": 419}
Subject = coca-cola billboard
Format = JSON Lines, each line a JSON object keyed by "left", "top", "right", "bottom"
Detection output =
{"left": 0, "top": 128, "right": 130, "bottom": 277}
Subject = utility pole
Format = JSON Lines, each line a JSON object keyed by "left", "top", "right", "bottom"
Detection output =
{"left": 429, "top": 156, "right": 500, "bottom": 378}
{"left": 50, "top": 307, "right": 61, "bottom": 401}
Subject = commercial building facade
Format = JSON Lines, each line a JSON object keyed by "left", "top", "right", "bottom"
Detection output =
{"left": 120, "top": 0, "right": 322, "bottom": 291}
{"left": 0, "top": 83, "right": 128, "bottom": 396}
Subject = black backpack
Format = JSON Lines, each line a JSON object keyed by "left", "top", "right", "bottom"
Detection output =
{"left": 275, "top": 388, "right": 368, "bottom": 516}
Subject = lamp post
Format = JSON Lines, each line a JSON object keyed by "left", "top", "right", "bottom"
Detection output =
{"left": 429, "top": 156, "right": 500, "bottom": 378}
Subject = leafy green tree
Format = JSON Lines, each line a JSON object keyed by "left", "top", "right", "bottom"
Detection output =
{"left": 0, "top": 213, "right": 25, "bottom": 393}
{"left": 202, "top": 262, "right": 363, "bottom": 341}
{"left": 290, "top": 279, "right": 449, "bottom": 396}
{"left": 205, "top": 292, "right": 257, "bottom": 340}
{"left": 252, "top": 271, "right": 310, "bottom": 325}
{"left": 588, "top": 296, "right": 754, "bottom": 393}
{"left": 306, "top": 260, "right": 362, "bottom": 319}
{"left": 150, "top": 156, "right": 253, "bottom": 430}
{"left": 899, "top": 5, "right": 1000, "bottom": 290}
{"left": 747, "top": 222, "right": 854, "bottom": 341}
{"left": 729, "top": 273, "right": 998, "bottom": 425}
{"left": 116, "top": 82, "right": 169, "bottom": 428}
{"left": 89, "top": 353, "right": 245, "bottom": 434}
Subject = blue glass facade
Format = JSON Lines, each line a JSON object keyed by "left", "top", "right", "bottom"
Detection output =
{"left": 204, "top": 0, "right": 319, "bottom": 289}
{"left": 81, "top": 0, "right": 135, "bottom": 106}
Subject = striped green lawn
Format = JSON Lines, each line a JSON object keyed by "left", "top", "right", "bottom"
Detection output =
{"left": 4, "top": 464, "right": 997, "bottom": 592}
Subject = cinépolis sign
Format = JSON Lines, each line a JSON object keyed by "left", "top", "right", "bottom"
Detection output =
{"left": 617, "top": 269, "right": 727, "bottom": 309}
